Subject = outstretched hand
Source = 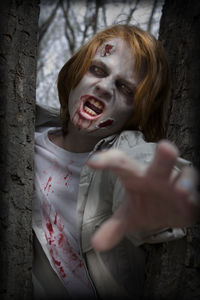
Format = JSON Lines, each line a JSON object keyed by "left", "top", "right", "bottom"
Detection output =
{"left": 87, "top": 140, "right": 199, "bottom": 252}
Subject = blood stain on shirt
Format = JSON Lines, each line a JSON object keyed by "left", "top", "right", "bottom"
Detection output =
{"left": 50, "top": 249, "right": 67, "bottom": 278}
{"left": 45, "top": 232, "right": 55, "bottom": 246}
{"left": 45, "top": 222, "right": 56, "bottom": 246}
{"left": 59, "top": 266, "right": 67, "bottom": 278}
{"left": 58, "top": 233, "right": 64, "bottom": 246}
{"left": 54, "top": 212, "right": 64, "bottom": 232}
{"left": 46, "top": 222, "right": 53, "bottom": 235}
{"left": 42, "top": 200, "right": 51, "bottom": 221}
{"left": 64, "top": 166, "right": 72, "bottom": 188}
{"left": 54, "top": 211, "right": 58, "bottom": 225}
{"left": 51, "top": 254, "right": 61, "bottom": 266}
{"left": 44, "top": 176, "right": 52, "bottom": 196}
{"left": 54, "top": 214, "right": 83, "bottom": 275}
{"left": 63, "top": 235, "right": 84, "bottom": 275}
{"left": 49, "top": 244, "right": 67, "bottom": 278}
{"left": 43, "top": 209, "right": 83, "bottom": 281}
{"left": 44, "top": 176, "right": 52, "bottom": 190}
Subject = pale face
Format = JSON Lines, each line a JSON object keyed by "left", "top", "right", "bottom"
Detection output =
{"left": 68, "top": 38, "right": 139, "bottom": 138}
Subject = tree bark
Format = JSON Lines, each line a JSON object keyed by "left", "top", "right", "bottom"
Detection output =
{"left": 143, "top": 1, "right": 200, "bottom": 299}
{"left": 0, "top": 1, "right": 40, "bottom": 299}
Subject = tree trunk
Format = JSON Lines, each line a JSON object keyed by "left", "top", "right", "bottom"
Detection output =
{"left": 143, "top": 1, "right": 200, "bottom": 299}
{"left": 0, "top": 1, "right": 40, "bottom": 299}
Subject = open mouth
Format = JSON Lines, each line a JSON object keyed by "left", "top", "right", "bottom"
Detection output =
{"left": 81, "top": 96, "right": 105, "bottom": 118}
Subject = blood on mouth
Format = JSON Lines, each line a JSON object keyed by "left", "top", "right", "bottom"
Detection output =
{"left": 83, "top": 98, "right": 104, "bottom": 116}
{"left": 72, "top": 96, "right": 114, "bottom": 131}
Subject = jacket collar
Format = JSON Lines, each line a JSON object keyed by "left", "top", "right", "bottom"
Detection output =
{"left": 91, "top": 133, "right": 118, "bottom": 153}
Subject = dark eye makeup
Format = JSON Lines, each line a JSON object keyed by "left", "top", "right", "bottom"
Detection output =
{"left": 89, "top": 65, "right": 107, "bottom": 77}
{"left": 116, "top": 81, "right": 134, "bottom": 97}
{"left": 89, "top": 62, "right": 135, "bottom": 98}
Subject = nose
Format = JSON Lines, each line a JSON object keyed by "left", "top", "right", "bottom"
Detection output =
{"left": 94, "top": 77, "right": 114, "bottom": 101}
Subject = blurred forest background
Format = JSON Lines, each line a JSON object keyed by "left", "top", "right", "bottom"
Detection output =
{"left": 0, "top": 1, "right": 199, "bottom": 299}
{"left": 37, "top": 0, "right": 164, "bottom": 108}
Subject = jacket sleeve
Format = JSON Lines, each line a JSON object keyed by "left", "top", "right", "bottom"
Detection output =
{"left": 112, "top": 142, "right": 191, "bottom": 247}
{"left": 35, "top": 103, "right": 61, "bottom": 132}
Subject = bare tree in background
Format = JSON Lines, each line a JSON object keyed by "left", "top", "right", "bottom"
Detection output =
{"left": 37, "top": 0, "right": 164, "bottom": 107}
{"left": 38, "top": 0, "right": 147, "bottom": 56}
{"left": 147, "top": 0, "right": 158, "bottom": 32}
{"left": 38, "top": 0, "right": 60, "bottom": 45}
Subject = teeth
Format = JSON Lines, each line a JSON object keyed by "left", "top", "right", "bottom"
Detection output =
{"left": 89, "top": 98, "right": 103, "bottom": 110}
{"left": 84, "top": 106, "right": 97, "bottom": 116}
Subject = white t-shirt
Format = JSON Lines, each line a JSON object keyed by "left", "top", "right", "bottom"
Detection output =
{"left": 33, "top": 127, "right": 94, "bottom": 298}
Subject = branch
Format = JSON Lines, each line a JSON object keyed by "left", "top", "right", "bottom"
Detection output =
{"left": 102, "top": 2, "right": 107, "bottom": 28}
{"left": 126, "top": 0, "right": 140, "bottom": 24}
{"left": 147, "top": 0, "right": 158, "bottom": 32}
{"left": 60, "top": 0, "right": 76, "bottom": 55}
{"left": 81, "top": 0, "right": 95, "bottom": 45}
{"left": 38, "top": 0, "right": 60, "bottom": 44}
{"left": 92, "top": 0, "right": 102, "bottom": 34}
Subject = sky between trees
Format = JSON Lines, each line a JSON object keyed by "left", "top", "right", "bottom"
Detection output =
{"left": 36, "top": 0, "right": 164, "bottom": 108}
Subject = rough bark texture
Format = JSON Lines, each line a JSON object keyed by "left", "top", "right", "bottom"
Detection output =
{"left": 160, "top": 0, "right": 200, "bottom": 167}
{"left": 0, "top": 1, "right": 40, "bottom": 299}
{"left": 143, "top": 1, "right": 200, "bottom": 299}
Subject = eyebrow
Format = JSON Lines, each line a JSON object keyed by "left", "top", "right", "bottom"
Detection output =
{"left": 91, "top": 59, "right": 137, "bottom": 90}
{"left": 91, "top": 59, "right": 109, "bottom": 73}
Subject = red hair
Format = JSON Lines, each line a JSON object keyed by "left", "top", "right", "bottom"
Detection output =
{"left": 57, "top": 24, "right": 170, "bottom": 142}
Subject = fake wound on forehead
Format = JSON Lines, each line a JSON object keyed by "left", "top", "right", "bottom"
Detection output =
{"left": 100, "top": 43, "right": 115, "bottom": 57}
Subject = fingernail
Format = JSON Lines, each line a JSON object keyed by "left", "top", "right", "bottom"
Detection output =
{"left": 88, "top": 154, "right": 100, "bottom": 163}
{"left": 178, "top": 178, "right": 194, "bottom": 191}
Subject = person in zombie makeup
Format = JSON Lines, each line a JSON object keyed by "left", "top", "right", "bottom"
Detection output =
{"left": 33, "top": 25, "right": 198, "bottom": 299}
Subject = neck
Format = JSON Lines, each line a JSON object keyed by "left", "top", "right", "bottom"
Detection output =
{"left": 49, "top": 122, "right": 104, "bottom": 153}
{"left": 62, "top": 132, "right": 102, "bottom": 153}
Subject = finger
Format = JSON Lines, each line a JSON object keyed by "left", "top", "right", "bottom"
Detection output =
{"left": 147, "top": 140, "right": 179, "bottom": 179}
{"left": 87, "top": 149, "right": 144, "bottom": 183}
{"left": 176, "top": 166, "right": 199, "bottom": 206}
{"left": 91, "top": 195, "right": 140, "bottom": 252}
{"left": 170, "top": 169, "right": 181, "bottom": 186}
